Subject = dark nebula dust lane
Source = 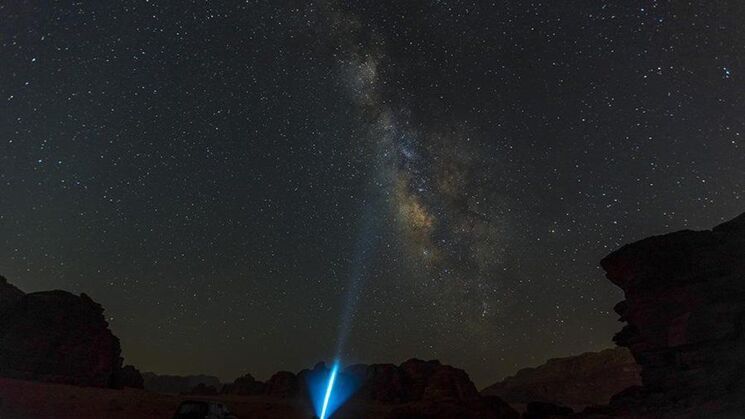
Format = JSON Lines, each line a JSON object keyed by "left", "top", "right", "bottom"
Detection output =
{"left": 1, "top": 1, "right": 744, "bottom": 386}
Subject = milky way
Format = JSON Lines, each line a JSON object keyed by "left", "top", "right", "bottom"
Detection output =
{"left": 327, "top": 5, "right": 512, "bottom": 343}
{"left": 1, "top": 1, "right": 744, "bottom": 386}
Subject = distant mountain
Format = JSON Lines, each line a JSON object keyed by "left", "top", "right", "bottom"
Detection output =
{"left": 481, "top": 347, "right": 640, "bottom": 409}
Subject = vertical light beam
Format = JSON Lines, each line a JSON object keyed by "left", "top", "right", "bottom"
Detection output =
{"left": 320, "top": 361, "right": 340, "bottom": 419}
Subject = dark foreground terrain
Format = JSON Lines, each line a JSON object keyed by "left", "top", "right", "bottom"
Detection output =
{"left": 0, "top": 376, "right": 523, "bottom": 419}
{"left": 0, "top": 376, "right": 390, "bottom": 419}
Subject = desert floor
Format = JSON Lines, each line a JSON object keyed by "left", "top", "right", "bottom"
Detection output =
{"left": 0, "top": 377, "right": 394, "bottom": 419}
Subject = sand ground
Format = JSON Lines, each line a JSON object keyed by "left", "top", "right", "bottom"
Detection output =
{"left": 0, "top": 377, "right": 393, "bottom": 419}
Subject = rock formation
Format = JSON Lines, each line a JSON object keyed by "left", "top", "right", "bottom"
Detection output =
{"left": 264, "top": 370, "right": 300, "bottom": 398}
{"left": 221, "top": 372, "right": 265, "bottom": 395}
{"left": 481, "top": 348, "right": 640, "bottom": 409}
{"left": 201, "top": 358, "right": 513, "bottom": 416}
{"left": 344, "top": 359, "right": 480, "bottom": 403}
{"left": 379, "top": 361, "right": 495, "bottom": 418}
{"left": 600, "top": 212, "right": 745, "bottom": 417}
{"left": 346, "top": 363, "right": 407, "bottom": 402}
{"left": 141, "top": 372, "right": 223, "bottom": 394}
{"left": 307, "top": 359, "right": 513, "bottom": 417}
{"left": 0, "top": 277, "right": 141, "bottom": 388}
{"left": 323, "top": 358, "right": 511, "bottom": 418}
{"left": 111, "top": 365, "right": 145, "bottom": 389}
{"left": 0, "top": 276, "right": 23, "bottom": 307}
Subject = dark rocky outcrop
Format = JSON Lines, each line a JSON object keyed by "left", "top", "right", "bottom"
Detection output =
{"left": 296, "top": 361, "right": 329, "bottom": 399}
{"left": 110, "top": 365, "right": 145, "bottom": 389}
{"left": 264, "top": 370, "right": 300, "bottom": 398}
{"left": 481, "top": 348, "right": 640, "bottom": 409}
{"left": 600, "top": 212, "right": 745, "bottom": 417}
{"left": 221, "top": 372, "right": 265, "bottom": 395}
{"left": 346, "top": 363, "right": 407, "bottom": 402}
{"left": 345, "top": 359, "right": 480, "bottom": 403}
{"left": 0, "top": 278, "right": 137, "bottom": 388}
{"left": 0, "top": 276, "right": 23, "bottom": 308}
{"left": 398, "top": 359, "right": 443, "bottom": 400}
{"left": 342, "top": 359, "right": 510, "bottom": 417}
{"left": 142, "top": 372, "right": 223, "bottom": 394}
{"left": 420, "top": 363, "right": 480, "bottom": 401}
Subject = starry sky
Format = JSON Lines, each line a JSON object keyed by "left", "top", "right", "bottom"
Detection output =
{"left": 1, "top": 1, "right": 744, "bottom": 387}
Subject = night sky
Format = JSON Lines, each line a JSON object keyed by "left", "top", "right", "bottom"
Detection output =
{"left": 1, "top": 1, "right": 744, "bottom": 387}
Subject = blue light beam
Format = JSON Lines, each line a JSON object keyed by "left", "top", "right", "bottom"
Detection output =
{"left": 320, "top": 362, "right": 339, "bottom": 419}
{"left": 308, "top": 360, "right": 359, "bottom": 419}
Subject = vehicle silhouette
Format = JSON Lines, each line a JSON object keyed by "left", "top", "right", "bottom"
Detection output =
{"left": 172, "top": 400, "right": 237, "bottom": 419}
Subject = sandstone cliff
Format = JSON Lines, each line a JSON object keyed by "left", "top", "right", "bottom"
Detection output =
{"left": 0, "top": 276, "right": 142, "bottom": 389}
{"left": 599, "top": 212, "right": 745, "bottom": 417}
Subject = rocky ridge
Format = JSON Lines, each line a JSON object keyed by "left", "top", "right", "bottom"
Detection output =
{"left": 0, "top": 276, "right": 142, "bottom": 389}
{"left": 217, "top": 358, "right": 518, "bottom": 418}
{"left": 481, "top": 347, "right": 641, "bottom": 410}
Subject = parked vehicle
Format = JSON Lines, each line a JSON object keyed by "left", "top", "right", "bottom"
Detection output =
{"left": 172, "top": 400, "right": 237, "bottom": 419}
